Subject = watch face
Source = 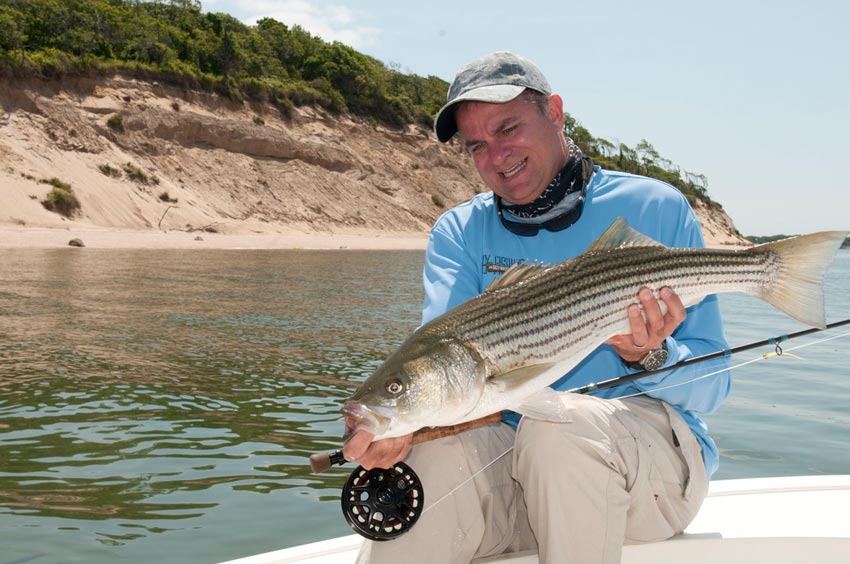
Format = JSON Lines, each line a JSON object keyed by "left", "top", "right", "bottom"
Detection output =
{"left": 642, "top": 348, "right": 668, "bottom": 371}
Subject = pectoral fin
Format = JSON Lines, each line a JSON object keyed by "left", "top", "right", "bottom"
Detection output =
{"left": 491, "top": 363, "right": 556, "bottom": 391}
{"left": 514, "top": 387, "right": 575, "bottom": 423}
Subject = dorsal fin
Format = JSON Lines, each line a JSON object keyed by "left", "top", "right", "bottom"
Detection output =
{"left": 485, "top": 219, "right": 661, "bottom": 292}
{"left": 584, "top": 217, "right": 665, "bottom": 254}
{"left": 485, "top": 261, "right": 549, "bottom": 292}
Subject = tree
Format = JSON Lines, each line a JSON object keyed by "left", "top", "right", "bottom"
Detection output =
{"left": 635, "top": 138, "right": 660, "bottom": 171}
{"left": 0, "top": 5, "right": 28, "bottom": 60}
{"left": 595, "top": 138, "right": 616, "bottom": 159}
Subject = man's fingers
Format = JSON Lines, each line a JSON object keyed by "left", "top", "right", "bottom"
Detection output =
{"left": 638, "top": 287, "right": 665, "bottom": 334}
{"left": 627, "top": 303, "right": 649, "bottom": 348}
{"left": 342, "top": 429, "right": 374, "bottom": 462}
{"left": 610, "top": 287, "right": 688, "bottom": 363}
{"left": 660, "top": 286, "right": 686, "bottom": 331}
{"left": 344, "top": 434, "right": 413, "bottom": 470}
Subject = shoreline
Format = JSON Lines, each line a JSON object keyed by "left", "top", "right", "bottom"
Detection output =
{"left": 0, "top": 226, "right": 430, "bottom": 251}
{"left": 0, "top": 225, "right": 763, "bottom": 251}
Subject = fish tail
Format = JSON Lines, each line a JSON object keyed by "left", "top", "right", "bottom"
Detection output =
{"left": 756, "top": 230, "right": 847, "bottom": 329}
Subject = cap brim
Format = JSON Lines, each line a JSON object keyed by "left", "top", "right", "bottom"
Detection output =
{"left": 434, "top": 84, "right": 526, "bottom": 143}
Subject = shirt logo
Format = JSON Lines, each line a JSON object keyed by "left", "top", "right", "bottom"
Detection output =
{"left": 481, "top": 254, "right": 523, "bottom": 274}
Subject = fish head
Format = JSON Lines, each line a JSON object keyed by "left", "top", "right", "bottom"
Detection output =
{"left": 342, "top": 335, "right": 486, "bottom": 441}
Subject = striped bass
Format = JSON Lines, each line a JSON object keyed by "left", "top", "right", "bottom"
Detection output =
{"left": 343, "top": 218, "right": 847, "bottom": 441}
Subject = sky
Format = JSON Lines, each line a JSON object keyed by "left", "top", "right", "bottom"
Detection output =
{"left": 203, "top": 0, "right": 849, "bottom": 236}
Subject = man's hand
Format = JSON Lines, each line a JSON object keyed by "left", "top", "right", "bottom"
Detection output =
{"left": 342, "top": 430, "right": 413, "bottom": 470}
{"left": 606, "top": 286, "right": 686, "bottom": 363}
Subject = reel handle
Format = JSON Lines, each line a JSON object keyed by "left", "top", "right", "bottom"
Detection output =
{"left": 309, "top": 412, "right": 503, "bottom": 474}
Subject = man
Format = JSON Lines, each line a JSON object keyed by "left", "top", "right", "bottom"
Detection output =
{"left": 344, "top": 51, "right": 731, "bottom": 563}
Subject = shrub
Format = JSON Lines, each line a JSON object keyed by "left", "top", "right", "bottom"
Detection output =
{"left": 39, "top": 177, "right": 72, "bottom": 191}
{"left": 123, "top": 162, "right": 159, "bottom": 185}
{"left": 42, "top": 185, "right": 80, "bottom": 217}
{"left": 106, "top": 114, "right": 124, "bottom": 131}
{"left": 98, "top": 163, "right": 122, "bottom": 177}
{"left": 274, "top": 95, "right": 294, "bottom": 118}
{"left": 158, "top": 191, "right": 178, "bottom": 203}
{"left": 26, "top": 48, "right": 74, "bottom": 78}
{"left": 431, "top": 194, "right": 445, "bottom": 208}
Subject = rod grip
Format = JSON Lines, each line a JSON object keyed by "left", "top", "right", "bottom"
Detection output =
{"left": 310, "top": 449, "right": 346, "bottom": 474}
{"left": 410, "top": 412, "right": 504, "bottom": 444}
{"left": 309, "top": 412, "right": 504, "bottom": 474}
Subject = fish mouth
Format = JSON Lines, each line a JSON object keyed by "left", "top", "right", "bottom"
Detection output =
{"left": 342, "top": 403, "right": 391, "bottom": 442}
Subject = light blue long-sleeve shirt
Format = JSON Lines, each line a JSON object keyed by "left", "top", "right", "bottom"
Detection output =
{"left": 421, "top": 166, "right": 732, "bottom": 476}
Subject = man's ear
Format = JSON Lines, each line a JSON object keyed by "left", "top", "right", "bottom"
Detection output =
{"left": 547, "top": 94, "right": 565, "bottom": 127}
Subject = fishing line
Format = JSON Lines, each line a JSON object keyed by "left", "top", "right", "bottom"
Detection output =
{"left": 421, "top": 323, "right": 850, "bottom": 517}
{"left": 422, "top": 445, "right": 514, "bottom": 515}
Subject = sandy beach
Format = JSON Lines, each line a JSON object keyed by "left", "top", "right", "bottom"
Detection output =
{"left": 0, "top": 226, "right": 430, "bottom": 251}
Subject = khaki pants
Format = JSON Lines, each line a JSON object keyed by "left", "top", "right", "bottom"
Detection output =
{"left": 357, "top": 394, "right": 709, "bottom": 564}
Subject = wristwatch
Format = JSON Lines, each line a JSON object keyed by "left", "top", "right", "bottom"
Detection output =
{"left": 627, "top": 340, "right": 669, "bottom": 371}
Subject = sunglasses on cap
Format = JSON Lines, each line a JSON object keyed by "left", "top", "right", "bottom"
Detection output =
{"left": 495, "top": 190, "right": 586, "bottom": 237}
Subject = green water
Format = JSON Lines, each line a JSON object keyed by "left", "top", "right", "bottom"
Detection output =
{"left": 0, "top": 249, "right": 848, "bottom": 563}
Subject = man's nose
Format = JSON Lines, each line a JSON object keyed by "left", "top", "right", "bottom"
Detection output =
{"left": 488, "top": 140, "right": 511, "bottom": 167}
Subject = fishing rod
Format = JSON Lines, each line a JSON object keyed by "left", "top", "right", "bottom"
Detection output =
{"left": 571, "top": 317, "right": 850, "bottom": 394}
{"left": 311, "top": 317, "right": 850, "bottom": 541}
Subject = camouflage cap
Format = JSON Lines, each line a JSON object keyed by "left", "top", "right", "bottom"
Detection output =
{"left": 433, "top": 51, "right": 552, "bottom": 143}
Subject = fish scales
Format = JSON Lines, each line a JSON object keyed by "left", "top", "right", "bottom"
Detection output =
{"left": 436, "top": 247, "right": 772, "bottom": 371}
{"left": 343, "top": 218, "right": 847, "bottom": 440}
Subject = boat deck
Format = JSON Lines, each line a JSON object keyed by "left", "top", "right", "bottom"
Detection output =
{"left": 221, "top": 475, "right": 850, "bottom": 564}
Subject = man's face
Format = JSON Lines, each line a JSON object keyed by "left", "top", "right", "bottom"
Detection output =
{"left": 455, "top": 93, "right": 568, "bottom": 205}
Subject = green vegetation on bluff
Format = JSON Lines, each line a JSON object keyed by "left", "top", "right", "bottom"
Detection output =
{"left": 0, "top": 0, "right": 717, "bottom": 207}
{"left": 0, "top": 0, "right": 447, "bottom": 127}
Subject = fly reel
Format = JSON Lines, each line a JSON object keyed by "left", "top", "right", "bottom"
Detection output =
{"left": 341, "top": 461, "right": 424, "bottom": 541}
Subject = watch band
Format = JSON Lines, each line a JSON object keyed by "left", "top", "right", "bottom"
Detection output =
{"left": 625, "top": 340, "right": 668, "bottom": 371}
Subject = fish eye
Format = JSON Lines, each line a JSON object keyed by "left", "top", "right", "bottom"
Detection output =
{"left": 385, "top": 379, "right": 404, "bottom": 395}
